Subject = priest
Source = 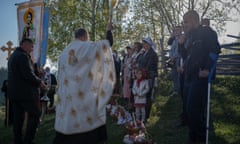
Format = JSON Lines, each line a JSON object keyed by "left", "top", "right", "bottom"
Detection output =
{"left": 53, "top": 19, "right": 115, "bottom": 144}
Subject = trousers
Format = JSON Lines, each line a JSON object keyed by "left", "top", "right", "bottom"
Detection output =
{"left": 184, "top": 78, "right": 208, "bottom": 142}
{"left": 12, "top": 100, "right": 41, "bottom": 144}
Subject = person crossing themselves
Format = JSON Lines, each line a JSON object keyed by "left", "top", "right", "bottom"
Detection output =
{"left": 178, "top": 10, "right": 220, "bottom": 144}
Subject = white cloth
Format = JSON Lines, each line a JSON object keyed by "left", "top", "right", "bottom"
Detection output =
{"left": 55, "top": 39, "right": 116, "bottom": 134}
{"left": 143, "top": 37, "right": 156, "bottom": 51}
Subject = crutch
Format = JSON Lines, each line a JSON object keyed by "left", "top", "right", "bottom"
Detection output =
{"left": 206, "top": 53, "right": 218, "bottom": 144}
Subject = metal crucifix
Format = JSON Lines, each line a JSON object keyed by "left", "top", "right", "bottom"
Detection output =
{"left": 1, "top": 41, "right": 16, "bottom": 60}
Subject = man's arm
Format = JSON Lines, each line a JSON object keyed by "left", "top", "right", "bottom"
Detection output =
{"left": 106, "top": 30, "right": 113, "bottom": 46}
{"left": 106, "top": 19, "right": 114, "bottom": 46}
{"left": 18, "top": 54, "right": 46, "bottom": 89}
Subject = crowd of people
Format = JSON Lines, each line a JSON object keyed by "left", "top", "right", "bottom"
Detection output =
{"left": 117, "top": 37, "right": 158, "bottom": 122}
{"left": 1, "top": 10, "right": 221, "bottom": 144}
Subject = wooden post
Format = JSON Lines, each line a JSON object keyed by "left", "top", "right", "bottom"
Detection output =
{"left": 1, "top": 41, "right": 16, "bottom": 60}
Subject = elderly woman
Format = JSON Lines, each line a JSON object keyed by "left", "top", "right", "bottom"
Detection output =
{"left": 139, "top": 37, "right": 158, "bottom": 120}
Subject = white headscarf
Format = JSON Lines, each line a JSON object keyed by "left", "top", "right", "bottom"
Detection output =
{"left": 143, "top": 37, "right": 156, "bottom": 51}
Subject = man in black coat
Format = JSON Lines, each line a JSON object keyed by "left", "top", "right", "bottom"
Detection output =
{"left": 8, "top": 38, "right": 46, "bottom": 144}
{"left": 178, "top": 11, "right": 220, "bottom": 144}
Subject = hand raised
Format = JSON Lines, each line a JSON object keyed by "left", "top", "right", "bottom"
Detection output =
{"left": 107, "top": 22, "right": 114, "bottom": 31}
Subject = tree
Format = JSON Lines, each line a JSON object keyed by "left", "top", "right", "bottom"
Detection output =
{"left": 45, "top": 0, "right": 240, "bottom": 68}
{"left": 46, "top": 0, "right": 129, "bottom": 61}
{"left": 127, "top": 0, "right": 240, "bottom": 71}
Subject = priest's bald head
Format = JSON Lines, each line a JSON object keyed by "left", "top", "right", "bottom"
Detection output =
{"left": 74, "top": 28, "right": 89, "bottom": 41}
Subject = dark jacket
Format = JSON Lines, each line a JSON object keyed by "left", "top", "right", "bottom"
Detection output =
{"left": 106, "top": 30, "right": 113, "bottom": 46}
{"left": 48, "top": 73, "right": 57, "bottom": 93}
{"left": 8, "top": 47, "right": 42, "bottom": 101}
{"left": 139, "top": 48, "right": 158, "bottom": 79}
{"left": 183, "top": 26, "right": 220, "bottom": 81}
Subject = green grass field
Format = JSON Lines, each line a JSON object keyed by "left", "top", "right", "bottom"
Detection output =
{"left": 0, "top": 76, "right": 239, "bottom": 144}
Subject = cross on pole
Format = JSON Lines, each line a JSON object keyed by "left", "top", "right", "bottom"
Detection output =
{"left": 1, "top": 41, "right": 16, "bottom": 60}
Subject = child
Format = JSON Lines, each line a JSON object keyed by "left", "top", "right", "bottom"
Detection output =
{"left": 39, "top": 67, "right": 49, "bottom": 124}
{"left": 132, "top": 68, "right": 150, "bottom": 122}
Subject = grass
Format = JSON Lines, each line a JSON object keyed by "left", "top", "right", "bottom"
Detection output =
{"left": 0, "top": 76, "right": 239, "bottom": 144}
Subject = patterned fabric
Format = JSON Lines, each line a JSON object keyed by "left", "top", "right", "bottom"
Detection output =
{"left": 55, "top": 40, "right": 116, "bottom": 134}
{"left": 17, "top": 1, "right": 45, "bottom": 63}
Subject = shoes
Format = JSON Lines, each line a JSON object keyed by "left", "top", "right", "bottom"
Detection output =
{"left": 40, "top": 95, "right": 50, "bottom": 101}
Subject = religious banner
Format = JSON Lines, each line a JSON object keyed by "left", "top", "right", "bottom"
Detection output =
{"left": 39, "top": 7, "right": 50, "bottom": 66}
{"left": 17, "top": 0, "right": 44, "bottom": 63}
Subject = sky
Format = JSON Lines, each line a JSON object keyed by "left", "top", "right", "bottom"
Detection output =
{"left": 0, "top": 0, "right": 26, "bottom": 68}
{"left": 0, "top": 0, "right": 52, "bottom": 69}
{"left": 0, "top": 0, "right": 240, "bottom": 68}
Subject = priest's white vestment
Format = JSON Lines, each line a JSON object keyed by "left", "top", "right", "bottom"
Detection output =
{"left": 55, "top": 39, "right": 116, "bottom": 134}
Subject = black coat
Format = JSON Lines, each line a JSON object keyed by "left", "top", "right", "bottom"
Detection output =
{"left": 139, "top": 48, "right": 158, "bottom": 79}
{"left": 8, "top": 47, "right": 41, "bottom": 101}
{"left": 182, "top": 26, "right": 220, "bottom": 82}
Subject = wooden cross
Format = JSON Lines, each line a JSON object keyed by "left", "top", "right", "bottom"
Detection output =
{"left": 1, "top": 41, "right": 16, "bottom": 60}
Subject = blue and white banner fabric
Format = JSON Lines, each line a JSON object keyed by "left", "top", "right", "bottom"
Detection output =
{"left": 17, "top": 0, "right": 44, "bottom": 63}
{"left": 39, "top": 7, "right": 50, "bottom": 66}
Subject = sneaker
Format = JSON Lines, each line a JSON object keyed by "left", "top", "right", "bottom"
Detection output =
{"left": 41, "top": 96, "right": 50, "bottom": 101}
